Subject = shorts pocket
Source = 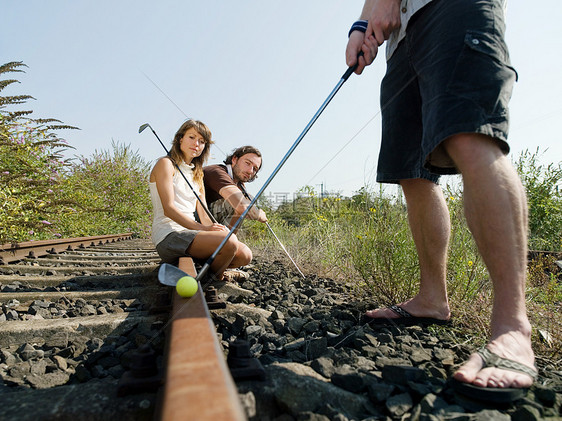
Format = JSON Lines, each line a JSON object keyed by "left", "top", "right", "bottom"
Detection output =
{"left": 446, "top": 30, "right": 518, "bottom": 116}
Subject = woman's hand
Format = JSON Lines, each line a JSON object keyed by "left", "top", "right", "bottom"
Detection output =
{"left": 202, "top": 223, "right": 229, "bottom": 232}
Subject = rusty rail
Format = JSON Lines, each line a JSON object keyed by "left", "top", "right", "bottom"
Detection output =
{"left": 160, "top": 257, "right": 246, "bottom": 421}
{"left": 2, "top": 235, "right": 246, "bottom": 418}
{"left": 0, "top": 233, "right": 133, "bottom": 264}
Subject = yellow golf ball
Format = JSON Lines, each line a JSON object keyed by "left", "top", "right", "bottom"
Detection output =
{"left": 176, "top": 276, "right": 198, "bottom": 297}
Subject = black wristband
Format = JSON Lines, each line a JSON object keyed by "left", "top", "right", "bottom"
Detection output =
{"left": 348, "top": 20, "right": 368, "bottom": 37}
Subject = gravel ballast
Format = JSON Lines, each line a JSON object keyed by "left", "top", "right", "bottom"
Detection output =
{"left": 212, "top": 255, "right": 562, "bottom": 420}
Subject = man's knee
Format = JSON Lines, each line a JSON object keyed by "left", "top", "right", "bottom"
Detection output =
{"left": 443, "top": 133, "right": 504, "bottom": 173}
{"left": 400, "top": 178, "right": 442, "bottom": 204}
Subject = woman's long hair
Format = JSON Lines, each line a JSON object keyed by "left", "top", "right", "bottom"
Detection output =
{"left": 169, "top": 119, "right": 213, "bottom": 190}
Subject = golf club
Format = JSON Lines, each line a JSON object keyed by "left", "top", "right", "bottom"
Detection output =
{"left": 158, "top": 263, "right": 187, "bottom": 287}
{"left": 138, "top": 123, "right": 218, "bottom": 224}
{"left": 237, "top": 184, "right": 306, "bottom": 278}
{"left": 195, "top": 62, "right": 359, "bottom": 284}
{"left": 265, "top": 223, "right": 306, "bottom": 278}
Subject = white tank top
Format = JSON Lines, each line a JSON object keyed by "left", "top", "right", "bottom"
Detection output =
{"left": 150, "top": 160, "right": 201, "bottom": 246}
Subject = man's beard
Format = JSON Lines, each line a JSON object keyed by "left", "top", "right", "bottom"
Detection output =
{"left": 232, "top": 165, "right": 249, "bottom": 183}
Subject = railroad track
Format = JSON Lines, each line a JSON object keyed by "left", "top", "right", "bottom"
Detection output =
{"left": 0, "top": 234, "right": 247, "bottom": 421}
{"left": 1, "top": 236, "right": 560, "bottom": 420}
{"left": 0, "top": 234, "right": 170, "bottom": 420}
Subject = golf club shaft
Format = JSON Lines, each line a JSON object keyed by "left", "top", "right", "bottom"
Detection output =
{"left": 265, "top": 221, "right": 306, "bottom": 278}
{"left": 139, "top": 123, "right": 218, "bottom": 224}
{"left": 237, "top": 184, "right": 305, "bottom": 278}
{"left": 196, "top": 63, "right": 357, "bottom": 281}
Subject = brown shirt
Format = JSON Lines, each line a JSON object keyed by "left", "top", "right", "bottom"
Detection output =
{"left": 203, "top": 164, "right": 244, "bottom": 205}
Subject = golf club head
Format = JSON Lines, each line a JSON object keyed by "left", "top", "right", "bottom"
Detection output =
{"left": 158, "top": 263, "right": 189, "bottom": 287}
{"left": 138, "top": 123, "right": 150, "bottom": 134}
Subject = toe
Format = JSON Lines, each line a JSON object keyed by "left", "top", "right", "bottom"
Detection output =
{"left": 476, "top": 367, "right": 532, "bottom": 388}
{"left": 454, "top": 349, "right": 535, "bottom": 389}
{"left": 453, "top": 352, "right": 484, "bottom": 383}
{"left": 365, "top": 307, "right": 396, "bottom": 318}
{"left": 472, "top": 367, "right": 497, "bottom": 387}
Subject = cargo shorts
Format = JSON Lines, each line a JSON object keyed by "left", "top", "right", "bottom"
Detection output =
{"left": 377, "top": 0, "right": 517, "bottom": 184}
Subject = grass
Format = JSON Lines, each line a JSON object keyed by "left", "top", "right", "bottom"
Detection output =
{"left": 240, "top": 164, "right": 562, "bottom": 361}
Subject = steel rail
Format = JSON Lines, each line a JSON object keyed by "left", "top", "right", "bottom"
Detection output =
{"left": 0, "top": 233, "right": 133, "bottom": 264}
{"left": 159, "top": 257, "right": 246, "bottom": 421}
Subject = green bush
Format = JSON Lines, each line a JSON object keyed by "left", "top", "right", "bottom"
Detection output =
{"left": 345, "top": 195, "right": 419, "bottom": 303}
{"left": 0, "top": 118, "right": 72, "bottom": 242}
{"left": 1, "top": 62, "right": 152, "bottom": 243}
{"left": 516, "top": 148, "right": 562, "bottom": 251}
{"left": 54, "top": 142, "right": 152, "bottom": 238}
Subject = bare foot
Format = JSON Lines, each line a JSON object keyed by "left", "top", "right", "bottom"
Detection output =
{"left": 365, "top": 296, "right": 450, "bottom": 321}
{"left": 453, "top": 331, "right": 536, "bottom": 389}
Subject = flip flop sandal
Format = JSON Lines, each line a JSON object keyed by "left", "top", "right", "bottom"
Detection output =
{"left": 450, "top": 347, "right": 538, "bottom": 404}
{"left": 364, "top": 304, "right": 451, "bottom": 327}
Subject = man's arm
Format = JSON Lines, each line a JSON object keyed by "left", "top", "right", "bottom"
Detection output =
{"left": 219, "top": 185, "right": 267, "bottom": 223}
{"left": 346, "top": 0, "right": 402, "bottom": 74}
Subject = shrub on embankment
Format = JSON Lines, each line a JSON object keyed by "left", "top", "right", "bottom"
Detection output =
{"left": 0, "top": 62, "right": 152, "bottom": 244}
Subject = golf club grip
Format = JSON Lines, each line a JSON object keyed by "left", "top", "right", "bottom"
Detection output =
{"left": 238, "top": 186, "right": 305, "bottom": 278}
{"left": 342, "top": 52, "right": 364, "bottom": 81}
{"left": 342, "top": 64, "right": 358, "bottom": 81}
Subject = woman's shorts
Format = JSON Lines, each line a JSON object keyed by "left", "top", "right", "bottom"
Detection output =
{"left": 155, "top": 230, "right": 198, "bottom": 264}
{"left": 377, "top": 0, "right": 517, "bottom": 184}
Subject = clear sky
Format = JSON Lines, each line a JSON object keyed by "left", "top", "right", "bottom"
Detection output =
{"left": 3, "top": 1, "right": 561, "bottom": 203}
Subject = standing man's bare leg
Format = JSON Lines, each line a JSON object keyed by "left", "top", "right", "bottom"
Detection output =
{"left": 366, "top": 178, "right": 451, "bottom": 321}
{"left": 446, "top": 133, "right": 535, "bottom": 388}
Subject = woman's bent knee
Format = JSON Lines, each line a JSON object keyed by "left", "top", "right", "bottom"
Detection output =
{"left": 239, "top": 245, "right": 252, "bottom": 266}
{"left": 218, "top": 236, "right": 238, "bottom": 257}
